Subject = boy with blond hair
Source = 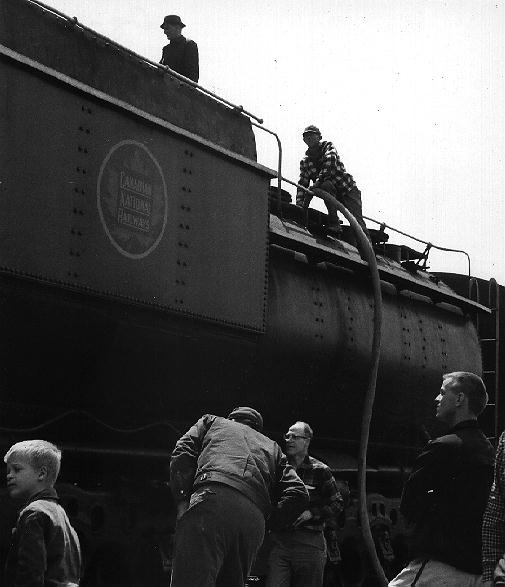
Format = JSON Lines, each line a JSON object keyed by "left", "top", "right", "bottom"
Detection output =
{"left": 4, "top": 439, "right": 81, "bottom": 586}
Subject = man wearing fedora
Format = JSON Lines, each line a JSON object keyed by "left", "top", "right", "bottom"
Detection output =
{"left": 160, "top": 15, "right": 199, "bottom": 82}
{"left": 169, "top": 407, "right": 309, "bottom": 586}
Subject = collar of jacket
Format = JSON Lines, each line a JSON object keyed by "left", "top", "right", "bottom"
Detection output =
{"left": 170, "top": 35, "right": 187, "bottom": 45}
{"left": 448, "top": 419, "right": 480, "bottom": 433}
{"left": 299, "top": 455, "right": 313, "bottom": 470}
{"left": 22, "top": 487, "right": 59, "bottom": 509}
{"left": 305, "top": 140, "right": 334, "bottom": 157}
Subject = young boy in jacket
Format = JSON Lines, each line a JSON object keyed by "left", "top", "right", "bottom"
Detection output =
{"left": 4, "top": 439, "right": 81, "bottom": 586}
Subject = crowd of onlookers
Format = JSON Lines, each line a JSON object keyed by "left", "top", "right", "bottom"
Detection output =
{"left": 4, "top": 371, "right": 505, "bottom": 586}
{"left": 168, "top": 372, "right": 505, "bottom": 587}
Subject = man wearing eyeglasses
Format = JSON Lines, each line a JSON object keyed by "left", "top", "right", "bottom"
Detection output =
{"left": 169, "top": 408, "right": 309, "bottom": 587}
{"left": 265, "top": 421, "right": 343, "bottom": 587}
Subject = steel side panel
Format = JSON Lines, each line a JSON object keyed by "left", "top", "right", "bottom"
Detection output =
{"left": 0, "top": 0, "right": 257, "bottom": 159}
{"left": 0, "top": 60, "right": 268, "bottom": 330}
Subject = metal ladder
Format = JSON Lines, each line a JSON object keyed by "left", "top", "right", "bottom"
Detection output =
{"left": 470, "top": 277, "right": 501, "bottom": 440}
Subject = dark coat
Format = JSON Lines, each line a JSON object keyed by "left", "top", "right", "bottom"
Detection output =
{"left": 5, "top": 488, "right": 81, "bottom": 586}
{"left": 160, "top": 35, "right": 199, "bottom": 82}
{"left": 400, "top": 419, "right": 494, "bottom": 574}
{"left": 170, "top": 415, "right": 309, "bottom": 527}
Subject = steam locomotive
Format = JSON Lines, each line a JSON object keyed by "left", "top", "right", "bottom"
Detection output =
{"left": 1, "top": 1, "right": 502, "bottom": 584}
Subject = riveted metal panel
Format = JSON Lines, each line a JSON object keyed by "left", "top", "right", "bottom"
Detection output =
{"left": 0, "top": 0, "right": 257, "bottom": 159}
{"left": 256, "top": 250, "right": 481, "bottom": 441}
{"left": 0, "top": 59, "right": 269, "bottom": 331}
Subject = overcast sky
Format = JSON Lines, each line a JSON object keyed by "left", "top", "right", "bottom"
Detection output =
{"left": 44, "top": 0, "right": 505, "bottom": 285}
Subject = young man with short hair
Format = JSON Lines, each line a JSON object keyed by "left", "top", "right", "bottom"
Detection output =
{"left": 389, "top": 372, "right": 494, "bottom": 586}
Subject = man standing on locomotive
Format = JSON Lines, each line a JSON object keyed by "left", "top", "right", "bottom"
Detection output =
{"left": 265, "top": 420, "right": 343, "bottom": 587}
{"left": 169, "top": 407, "right": 309, "bottom": 586}
{"left": 389, "top": 372, "right": 494, "bottom": 586}
{"left": 160, "top": 15, "right": 199, "bottom": 83}
{"left": 296, "top": 125, "right": 369, "bottom": 240}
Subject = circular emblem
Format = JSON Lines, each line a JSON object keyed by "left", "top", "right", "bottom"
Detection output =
{"left": 97, "top": 140, "right": 168, "bottom": 259}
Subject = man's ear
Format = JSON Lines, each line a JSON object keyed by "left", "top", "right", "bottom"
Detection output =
{"left": 456, "top": 391, "right": 466, "bottom": 407}
{"left": 38, "top": 465, "right": 48, "bottom": 482}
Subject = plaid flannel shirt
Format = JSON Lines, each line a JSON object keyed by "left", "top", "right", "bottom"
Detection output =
{"left": 482, "top": 431, "right": 505, "bottom": 582}
{"left": 296, "top": 141, "right": 357, "bottom": 206}
{"left": 295, "top": 455, "right": 343, "bottom": 532}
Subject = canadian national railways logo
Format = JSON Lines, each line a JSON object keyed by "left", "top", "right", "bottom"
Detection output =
{"left": 97, "top": 141, "right": 168, "bottom": 259}
{"left": 118, "top": 171, "right": 152, "bottom": 233}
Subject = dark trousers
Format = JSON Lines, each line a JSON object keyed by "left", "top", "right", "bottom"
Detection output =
{"left": 307, "top": 181, "right": 370, "bottom": 239}
{"left": 265, "top": 533, "right": 327, "bottom": 587}
{"left": 170, "top": 484, "right": 265, "bottom": 587}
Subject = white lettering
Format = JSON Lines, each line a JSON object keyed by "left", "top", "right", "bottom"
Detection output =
{"left": 120, "top": 171, "right": 152, "bottom": 197}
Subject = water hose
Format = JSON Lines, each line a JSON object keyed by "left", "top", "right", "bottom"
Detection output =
{"left": 318, "top": 189, "right": 387, "bottom": 585}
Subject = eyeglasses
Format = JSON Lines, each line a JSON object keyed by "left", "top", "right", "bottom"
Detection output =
{"left": 284, "top": 434, "right": 309, "bottom": 441}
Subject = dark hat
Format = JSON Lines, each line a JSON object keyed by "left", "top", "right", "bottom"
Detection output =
{"left": 303, "top": 125, "right": 321, "bottom": 135}
{"left": 227, "top": 407, "right": 263, "bottom": 431}
{"left": 160, "top": 15, "right": 185, "bottom": 29}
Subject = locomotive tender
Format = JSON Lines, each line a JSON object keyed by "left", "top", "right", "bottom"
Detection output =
{"left": 0, "top": 1, "right": 501, "bottom": 584}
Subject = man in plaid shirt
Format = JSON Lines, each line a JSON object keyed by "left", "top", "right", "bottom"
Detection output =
{"left": 266, "top": 420, "right": 343, "bottom": 587}
{"left": 296, "top": 125, "right": 369, "bottom": 240}
{"left": 482, "top": 431, "right": 505, "bottom": 583}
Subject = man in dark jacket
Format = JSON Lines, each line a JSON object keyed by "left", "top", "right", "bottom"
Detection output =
{"left": 170, "top": 407, "right": 309, "bottom": 587}
{"left": 389, "top": 372, "right": 494, "bottom": 586}
{"left": 296, "top": 125, "right": 369, "bottom": 240}
{"left": 160, "top": 15, "right": 199, "bottom": 82}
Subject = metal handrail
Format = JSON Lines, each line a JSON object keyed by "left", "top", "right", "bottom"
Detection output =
{"left": 23, "top": 1, "right": 286, "bottom": 219}
{"left": 277, "top": 184, "right": 469, "bottom": 261}
{"left": 23, "top": 2, "right": 471, "bottom": 281}
{"left": 363, "top": 215, "right": 471, "bottom": 278}
{"left": 24, "top": 0, "right": 290, "bottom": 206}
{"left": 469, "top": 277, "right": 481, "bottom": 307}
{"left": 22, "top": 0, "right": 475, "bottom": 260}
{"left": 251, "top": 122, "right": 283, "bottom": 216}
{"left": 471, "top": 277, "right": 501, "bottom": 440}
{"left": 489, "top": 278, "right": 501, "bottom": 439}
{"left": 24, "top": 0, "right": 264, "bottom": 123}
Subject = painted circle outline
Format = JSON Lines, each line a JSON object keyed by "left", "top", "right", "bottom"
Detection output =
{"left": 97, "top": 140, "right": 168, "bottom": 260}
